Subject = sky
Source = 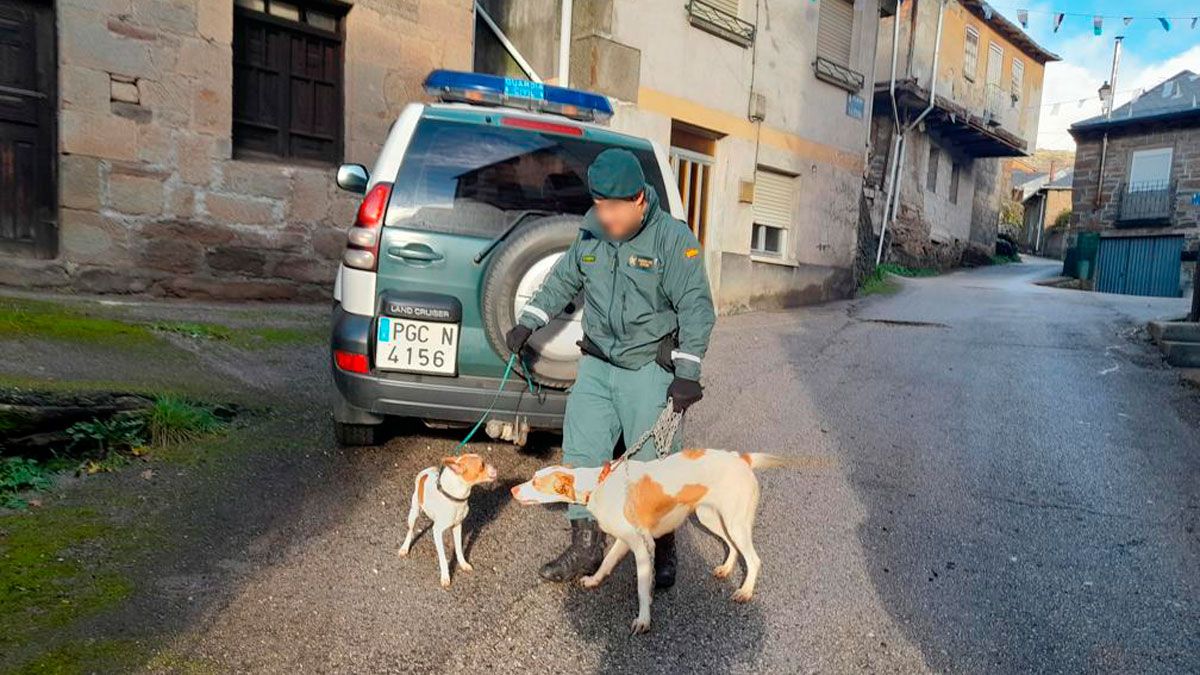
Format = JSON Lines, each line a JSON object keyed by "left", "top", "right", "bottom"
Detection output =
{"left": 986, "top": 1, "right": 1200, "bottom": 150}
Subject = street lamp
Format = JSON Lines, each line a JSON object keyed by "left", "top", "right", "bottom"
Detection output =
{"left": 1098, "top": 80, "right": 1113, "bottom": 116}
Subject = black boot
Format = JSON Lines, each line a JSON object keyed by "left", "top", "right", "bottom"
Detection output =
{"left": 654, "top": 532, "right": 677, "bottom": 590}
{"left": 539, "top": 519, "right": 606, "bottom": 582}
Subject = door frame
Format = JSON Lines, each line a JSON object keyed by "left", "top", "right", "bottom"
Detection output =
{"left": 0, "top": 0, "right": 57, "bottom": 259}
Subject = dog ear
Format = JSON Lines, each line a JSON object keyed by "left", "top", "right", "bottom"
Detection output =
{"left": 442, "top": 456, "right": 464, "bottom": 474}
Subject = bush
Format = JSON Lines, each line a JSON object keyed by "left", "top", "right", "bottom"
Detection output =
{"left": 1052, "top": 210, "right": 1072, "bottom": 230}
{"left": 1, "top": 457, "right": 53, "bottom": 509}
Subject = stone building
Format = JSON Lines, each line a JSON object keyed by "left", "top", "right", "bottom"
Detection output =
{"left": 1018, "top": 169, "right": 1071, "bottom": 257}
{"left": 1067, "top": 70, "right": 1200, "bottom": 297}
{"left": 476, "top": 0, "right": 891, "bottom": 312}
{"left": 0, "top": 0, "right": 472, "bottom": 300}
{"left": 867, "top": 0, "right": 1057, "bottom": 268}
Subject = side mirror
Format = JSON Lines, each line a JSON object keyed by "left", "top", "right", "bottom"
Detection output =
{"left": 336, "top": 163, "right": 370, "bottom": 194}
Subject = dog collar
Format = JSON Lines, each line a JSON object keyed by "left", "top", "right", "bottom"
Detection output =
{"left": 435, "top": 467, "right": 470, "bottom": 504}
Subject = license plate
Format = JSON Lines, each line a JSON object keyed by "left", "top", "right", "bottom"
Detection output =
{"left": 375, "top": 317, "right": 459, "bottom": 375}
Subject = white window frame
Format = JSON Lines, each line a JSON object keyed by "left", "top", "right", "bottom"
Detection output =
{"left": 963, "top": 26, "right": 979, "bottom": 82}
{"left": 1010, "top": 58, "right": 1024, "bottom": 103}
{"left": 1127, "top": 147, "right": 1174, "bottom": 192}
{"left": 751, "top": 167, "right": 795, "bottom": 258}
{"left": 986, "top": 42, "right": 1004, "bottom": 88}
{"left": 751, "top": 224, "right": 786, "bottom": 257}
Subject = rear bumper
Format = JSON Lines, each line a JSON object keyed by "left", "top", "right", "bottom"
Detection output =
{"left": 330, "top": 303, "right": 567, "bottom": 429}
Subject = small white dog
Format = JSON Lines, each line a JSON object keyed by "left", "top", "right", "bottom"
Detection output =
{"left": 511, "top": 449, "right": 788, "bottom": 633}
{"left": 399, "top": 453, "right": 498, "bottom": 588}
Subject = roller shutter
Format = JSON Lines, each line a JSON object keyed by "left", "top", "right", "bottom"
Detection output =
{"left": 817, "top": 0, "right": 854, "bottom": 67}
{"left": 753, "top": 169, "right": 794, "bottom": 229}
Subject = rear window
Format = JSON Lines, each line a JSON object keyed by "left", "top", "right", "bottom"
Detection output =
{"left": 385, "top": 118, "right": 669, "bottom": 237}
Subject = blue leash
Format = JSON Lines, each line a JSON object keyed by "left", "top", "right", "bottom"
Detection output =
{"left": 453, "top": 353, "right": 538, "bottom": 452}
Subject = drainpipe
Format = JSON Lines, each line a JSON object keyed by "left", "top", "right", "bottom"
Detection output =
{"left": 876, "top": 0, "right": 947, "bottom": 265}
{"left": 876, "top": 0, "right": 906, "bottom": 264}
{"left": 904, "top": 0, "right": 946, "bottom": 134}
{"left": 558, "top": 0, "right": 572, "bottom": 86}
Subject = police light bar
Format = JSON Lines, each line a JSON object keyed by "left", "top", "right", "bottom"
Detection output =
{"left": 424, "top": 70, "right": 613, "bottom": 123}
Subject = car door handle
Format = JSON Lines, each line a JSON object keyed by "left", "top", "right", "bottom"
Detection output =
{"left": 387, "top": 243, "right": 444, "bottom": 263}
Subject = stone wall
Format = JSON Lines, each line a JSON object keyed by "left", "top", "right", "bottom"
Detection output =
{"left": 1, "top": 0, "right": 473, "bottom": 300}
{"left": 1071, "top": 121, "right": 1200, "bottom": 235}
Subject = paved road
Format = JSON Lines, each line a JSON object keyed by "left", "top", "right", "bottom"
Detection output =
{"left": 166, "top": 258, "right": 1198, "bottom": 673}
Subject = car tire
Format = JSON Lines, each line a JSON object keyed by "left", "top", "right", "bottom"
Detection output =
{"left": 334, "top": 421, "right": 379, "bottom": 447}
{"left": 481, "top": 214, "right": 586, "bottom": 390}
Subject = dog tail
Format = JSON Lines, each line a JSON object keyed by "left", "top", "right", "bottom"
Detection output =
{"left": 740, "top": 452, "right": 792, "bottom": 470}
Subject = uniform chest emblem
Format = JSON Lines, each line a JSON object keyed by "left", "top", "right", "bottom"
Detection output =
{"left": 628, "top": 254, "right": 657, "bottom": 270}
{"left": 582, "top": 254, "right": 596, "bottom": 263}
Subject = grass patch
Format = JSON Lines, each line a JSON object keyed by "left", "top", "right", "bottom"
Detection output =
{"left": 0, "top": 507, "right": 133, "bottom": 653}
{"left": 0, "top": 298, "right": 154, "bottom": 347}
{"left": 858, "top": 263, "right": 940, "bottom": 296}
{"left": 150, "top": 321, "right": 234, "bottom": 341}
{"left": 12, "top": 638, "right": 148, "bottom": 675}
{"left": 990, "top": 254, "right": 1021, "bottom": 265}
{"left": 146, "top": 396, "right": 226, "bottom": 447}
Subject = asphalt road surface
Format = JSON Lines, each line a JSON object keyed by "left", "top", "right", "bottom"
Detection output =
{"left": 169, "top": 258, "right": 1198, "bottom": 673}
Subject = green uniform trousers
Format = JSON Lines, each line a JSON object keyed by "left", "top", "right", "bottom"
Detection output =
{"left": 564, "top": 355, "right": 683, "bottom": 521}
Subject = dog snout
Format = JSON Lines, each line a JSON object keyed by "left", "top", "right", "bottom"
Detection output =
{"left": 510, "top": 485, "right": 520, "bottom": 498}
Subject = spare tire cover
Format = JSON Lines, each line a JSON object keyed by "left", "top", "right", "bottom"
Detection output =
{"left": 481, "top": 214, "right": 586, "bottom": 389}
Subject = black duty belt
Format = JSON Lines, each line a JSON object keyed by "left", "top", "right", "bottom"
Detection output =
{"left": 577, "top": 333, "right": 678, "bottom": 373}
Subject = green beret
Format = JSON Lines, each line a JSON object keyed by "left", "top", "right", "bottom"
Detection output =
{"left": 588, "top": 148, "right": 645, "bottom": 199}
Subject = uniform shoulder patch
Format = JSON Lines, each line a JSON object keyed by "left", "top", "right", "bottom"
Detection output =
{"left": 684, "top": 247, "right": 700, "bottom": 259}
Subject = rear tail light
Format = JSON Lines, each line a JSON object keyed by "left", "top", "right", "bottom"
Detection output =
{"left": 334, "top": 349, "right": 369, "bottom": 374}
{"left": 343, "top": 182, "right": 392, "bottom": 271}
{"left": 500, "top": 116, "right": 583, "bottom": 136}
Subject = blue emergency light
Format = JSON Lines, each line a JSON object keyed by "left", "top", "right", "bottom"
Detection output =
{"left": 423, "top": 70, "right": 614, "bottom": 123}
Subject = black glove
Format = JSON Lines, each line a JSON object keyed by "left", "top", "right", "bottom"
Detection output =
{"left": 668, "top": 377, "right": 702, "bottom": 413}
{"left": 505, "top": 324, "right": 533, "bottom": 354}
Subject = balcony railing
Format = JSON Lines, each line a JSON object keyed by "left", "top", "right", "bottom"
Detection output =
{"left": 1117, "top": 180, "right": 1176, "bottom": 225}
{"left": 812, "top": 56, "right": 865, "bottom": 93}
{"left": 686, "top": 0, "right": 756, "bottom": 47}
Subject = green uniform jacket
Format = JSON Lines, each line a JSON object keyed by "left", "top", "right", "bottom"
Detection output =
{"left": 518, "top": 186, "right": 716, "bottom": 381}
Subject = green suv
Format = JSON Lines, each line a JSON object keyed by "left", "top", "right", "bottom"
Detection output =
{"left": 329, "top": 70, "right": 684, "bottom": 446}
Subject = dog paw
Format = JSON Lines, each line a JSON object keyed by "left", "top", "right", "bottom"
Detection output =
{"left": 397, "top": 548, "right": 409, "bottom": 558}
{"left": 712, "top": 564, "right": 732, "bottom": 579}
{"left": 580, "top": 575, "right": 602, "bottom": 588}
{"left": 440, "top": 577, "right": 451, "bottom": 589}
{"left": 457, "top": 562, "right": 473, "bottom": 572}
{"left": 731, "top": 589, "right": 753, "bottom": 603}
{"left": 629, "top": 616, "right": 651, "bottom": 635}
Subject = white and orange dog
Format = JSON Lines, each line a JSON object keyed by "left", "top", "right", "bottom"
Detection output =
{"left": 512, "top": 449, "right": 788, "bottom": 633}
{"left": 399, "top": 453, "right": 498, "bottom": 588}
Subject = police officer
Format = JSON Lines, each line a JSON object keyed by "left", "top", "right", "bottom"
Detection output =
{"left": 505, "top": 148, "right": 716, "bottom": 587}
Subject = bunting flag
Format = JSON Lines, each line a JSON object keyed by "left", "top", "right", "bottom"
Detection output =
{"left": 1013, "top": 9, "right": 1197, "bottom": 34}
{"left": 983, "top": 4, "right": 993, "bottom": 20}
{"left": 1050, "top": 103, "right": 1060, "bottom": 115}
{"left": 1077, "top": 99, "right": 1085, "bottom": 108}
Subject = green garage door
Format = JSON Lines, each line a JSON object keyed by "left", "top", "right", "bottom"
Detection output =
{"left": 1095, "top": 235, "right": 1183, "bottom": 297}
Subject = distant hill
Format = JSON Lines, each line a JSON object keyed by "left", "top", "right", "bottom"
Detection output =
{"left": 1026, "top": 149, "right": 1074, "bottom": 174}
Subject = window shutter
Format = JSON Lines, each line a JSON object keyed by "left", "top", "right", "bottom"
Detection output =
{"left": 816, "top": 0, "right": 854, "bottom": 67}
{"left": 706, "top": 0, "right": 739, "bottom": 17}
{"left": 753, "top": 169, "right": 794, "bottom": 229}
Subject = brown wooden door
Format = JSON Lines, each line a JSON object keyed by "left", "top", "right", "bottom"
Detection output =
{"left": 0, "top": 0, "right": 55, "bottom": 258}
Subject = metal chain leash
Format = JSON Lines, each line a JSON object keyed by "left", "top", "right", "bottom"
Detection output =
{"left": 619, "top": 399, "right": 683, "bottom": 462}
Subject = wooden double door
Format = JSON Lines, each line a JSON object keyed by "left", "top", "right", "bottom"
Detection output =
{"left": 0, "top": 0, "right": 55, "bottom": 258}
